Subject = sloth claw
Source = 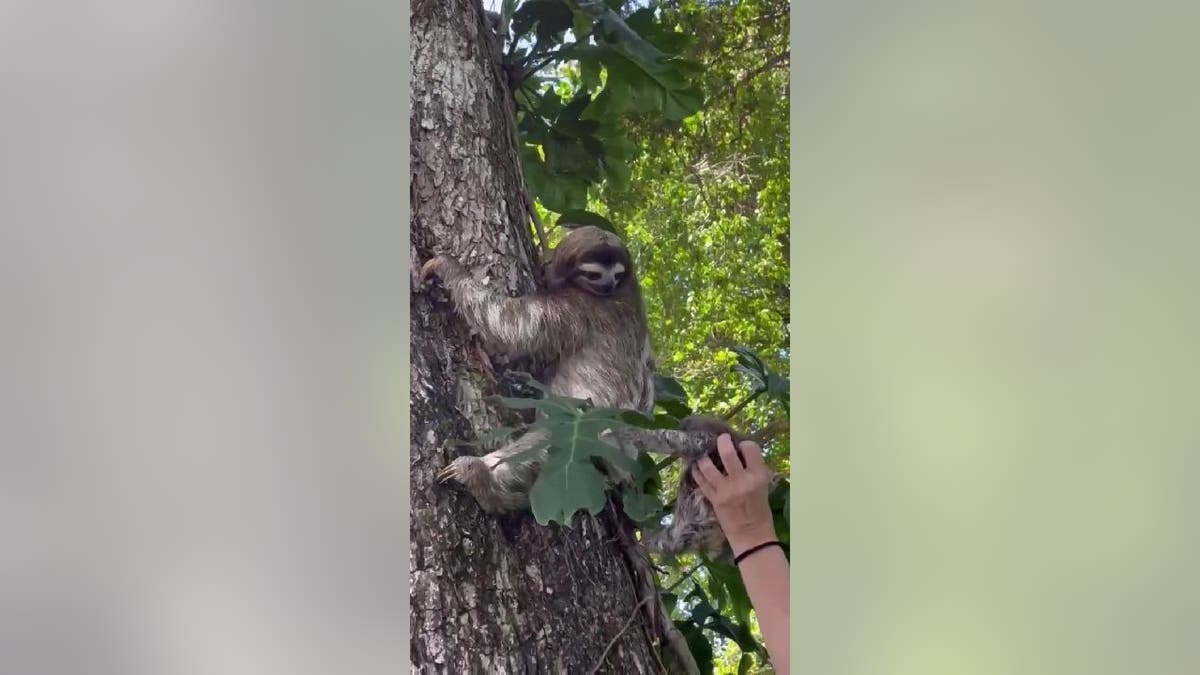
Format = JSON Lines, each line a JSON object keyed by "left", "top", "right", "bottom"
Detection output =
{"left": 436, "top": 464, "right": 461, "bottom": 484}
{"left": 437, "top": 456, "right": 481, "bottom": 486}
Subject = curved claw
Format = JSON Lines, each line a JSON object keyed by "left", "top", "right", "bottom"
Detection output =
{"left": 436, "top": 463, "right": 462, "bottom": 484}
{"left": 437, "top": 455, "right": 480, "bottom": 486}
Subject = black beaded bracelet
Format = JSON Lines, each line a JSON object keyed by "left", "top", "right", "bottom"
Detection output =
{"left": 733, "top": 540, "right": 785, "bottom": 565}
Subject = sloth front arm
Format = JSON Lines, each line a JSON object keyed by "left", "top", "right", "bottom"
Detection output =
{"left": 424, "top": 255, "right": 587, "bottom": 361}
{"left": 603, "top": 427, "right": 718, "bottom": 459}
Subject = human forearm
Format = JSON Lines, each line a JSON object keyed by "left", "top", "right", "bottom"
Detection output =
{"left": 692, "top": 435, "right": 791, "bottom": 673}
{"left": 736, "top": 544, "right": 790, "bottom": 673}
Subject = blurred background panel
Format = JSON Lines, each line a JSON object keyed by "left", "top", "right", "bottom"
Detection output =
{"left": 792, "top": 2, "right": 1200, "bottom": 674}
{"left": 0, "top": 2, "right": 408, "bottom": 674}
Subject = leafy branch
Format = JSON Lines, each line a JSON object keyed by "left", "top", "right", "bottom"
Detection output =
{"left": 500, "top": 0, "right": 704, "bottom": 216}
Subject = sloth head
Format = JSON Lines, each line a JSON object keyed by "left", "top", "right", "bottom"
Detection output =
{"left": 545, "top": 225, "right": 636, "bottom": 298}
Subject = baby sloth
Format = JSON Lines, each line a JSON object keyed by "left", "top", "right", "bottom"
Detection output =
{"left": 641, "top": 415, "right": 779, "bottom": 560}
{"left": 420, "top": 225, "right": 656, "bottom": 512}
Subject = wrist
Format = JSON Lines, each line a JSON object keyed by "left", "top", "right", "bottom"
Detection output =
{"left": 726, "top": 524, "right": 778, "bottom": 557}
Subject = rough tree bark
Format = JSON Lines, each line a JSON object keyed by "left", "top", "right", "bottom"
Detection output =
{"left": 409, "top": 2, "right": 691, "bottom": 673}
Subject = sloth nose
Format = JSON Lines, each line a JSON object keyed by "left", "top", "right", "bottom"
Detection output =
{"left": 596, "top": 281, "right": 615, "bottom": 293}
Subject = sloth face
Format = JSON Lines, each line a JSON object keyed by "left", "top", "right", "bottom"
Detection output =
{"left": 574, "top": 259, "right": 627, "bottom": 296}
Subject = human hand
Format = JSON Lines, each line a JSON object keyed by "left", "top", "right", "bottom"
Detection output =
{"left": 692, "top": 434, "right": 776, "bottom": 556}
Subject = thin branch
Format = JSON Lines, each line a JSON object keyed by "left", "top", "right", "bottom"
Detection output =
{"left": 515, "top": 44, "right": 579, "bottom": 86}
{"left": 523, "top": 189, "right": 549, "bottom": 257}
{"left": 725, "top": 388, "right": 764, "bottom": 420}
{"left": 709, "top": 48, "right": 790, "bottom": 103}
{"left": 665, "top": 563, "right": 703, "bottom": 593}
{"left": 588, "top": 594, "right": 653, "bottom": 675}
{"left": 484, "top": 10, "right": 550, "bottom": 276}
{"left": 734, "top": 49, "right": 790, "bottom": 89}
{"left": 750, "top": 418, "right": 790, "bottom": 445}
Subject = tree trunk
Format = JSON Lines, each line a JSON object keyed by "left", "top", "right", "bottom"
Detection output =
{"left": 409, "top": 2, "right": 680, "bottom": 672}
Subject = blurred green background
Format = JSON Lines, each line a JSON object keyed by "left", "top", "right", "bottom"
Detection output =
{"left": 791, "top": 3, "right": 1200, "bottom": 674}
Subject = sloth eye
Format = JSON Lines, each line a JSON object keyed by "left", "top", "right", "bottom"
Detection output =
{"left": 582, "top": 271, "right": 603, "bottom": 281}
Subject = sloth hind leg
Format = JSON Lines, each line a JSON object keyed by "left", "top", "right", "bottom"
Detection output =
{"left": 639, "top": 488, "right": 730, "bottom": 560}
{"left": 438, "top": 429, "right": 548, "bottom": 513}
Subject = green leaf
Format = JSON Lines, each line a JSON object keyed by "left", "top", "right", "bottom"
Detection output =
{"left": 731, "top": 346, "right": 767, "bottom": 378}
{"left": 685, "top": 586, "right": 719, "bottom": 623}
{"left": 768, "top": 478, "right": 790, "bottom": 511}
{"left": 557, "top": 209, "right": 616, "bottom": 232}
{"left": 654, "top": 373, "right": 689, "bottom": 404}
{"left": 512, "top": 0, "right": 573, "bottom": 45}
{"left": 522, "top": 146, "right": 592, "bottom": 212}
{"left": 530, "top": 455, "right": 607, "bottom": 524}
{"left": 571, "top": 8, "right": 594, "bottom": 41}
{"left": 557, "top": 92, "right": 592, "bottom": 122}
{"left": 623, "top": 8, "right": 695, "bottom": 56}
{"left": 784, "top": 488, "right": 791, "bottom": 526}
{"left": 579, "top": 53, "right": 603, "bottom": 92}
{"left": 621, "top": 410, "right": 680, "bottom": 430}
{"left": 537, "top": 88, "right": 565, "bottom": 117}
{"left": 522, "top": 404, "right": 650, "bottom": 525}
{"left": 705, "top": 561, "right": 753, "bottom": 627}
{"left": 543, "top": 134, "right": 603, "bottom": 183}
{"left": 564, "top": 427, "right": 638, "bottom": 475}
{"left": 600, "top": 157, "right": 631, "bottom": 187}
{"left": 635, "top": 453, "right": 662, "bottom": 494}
{"left": 675, "top": 619, "right": 714, "bottom": 674}
{"left": 661, "top": 592, "right": 678, "bottom": 612}
{"left": 493, "top": 438, "right": 551, "bottom": 468}
{"left": 619, "top": 487, "right": 663, "bottom": 523}
{"left": 766, "top": 372, "right": 790, "bottom": 401}
{"left": 658, "top": 400, "right": 692, "bottom": 420}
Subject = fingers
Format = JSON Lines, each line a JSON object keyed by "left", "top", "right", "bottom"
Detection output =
{"left": 691, "top": 464, "right": 715, "bottom": 498}
{"left": 738, "top": 439, "right": 767, "bottom": 473}
{"left": 716, "top": 433, "right": 745, "bottom": 475}
{"left": 695, "top": 455, "right": 725, "bottom": 488}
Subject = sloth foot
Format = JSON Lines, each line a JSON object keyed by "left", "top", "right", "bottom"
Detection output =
{"left": 437, "top": 455, "right": 528, "bottom": 513}
{"left": 437, "top": 455, "right": 485, "bottom": 486}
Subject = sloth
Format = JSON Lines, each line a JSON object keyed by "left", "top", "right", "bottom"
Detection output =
{"left": 421, "top": 226, "right": 771, "bottom": 562}
{"left": 639, "top": 415, "right": 779, "bottom": 560}
{"left": 419, "top": 225, "right": 656, "bottom": 512}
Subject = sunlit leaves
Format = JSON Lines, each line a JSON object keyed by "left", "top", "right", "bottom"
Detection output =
{"left": 508, "top": 0, "right": 702, "bottom": 213}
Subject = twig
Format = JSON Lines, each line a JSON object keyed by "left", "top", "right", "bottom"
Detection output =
{"left": 665, "top": 563, "right": 703, "bottom": 593}
{"left": 489, "top": 29, "right": 549, "bottom": 262}
{"left": 725, "top": 388, "right": 764, "bottom": 420}
{"left": 751, "top": 418, "right": 790, "bottom": 445}
{"left": 524, "top": 189, "right": 549, "bottom": 257}
{"left": 734, "top": 50, "right": 789, "bottom": 89}
{"left": 516, "top": 44, "right": 579, "bottom": 84}
{"left": 588, "top": 595, "right": 653, "bottom": 674}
